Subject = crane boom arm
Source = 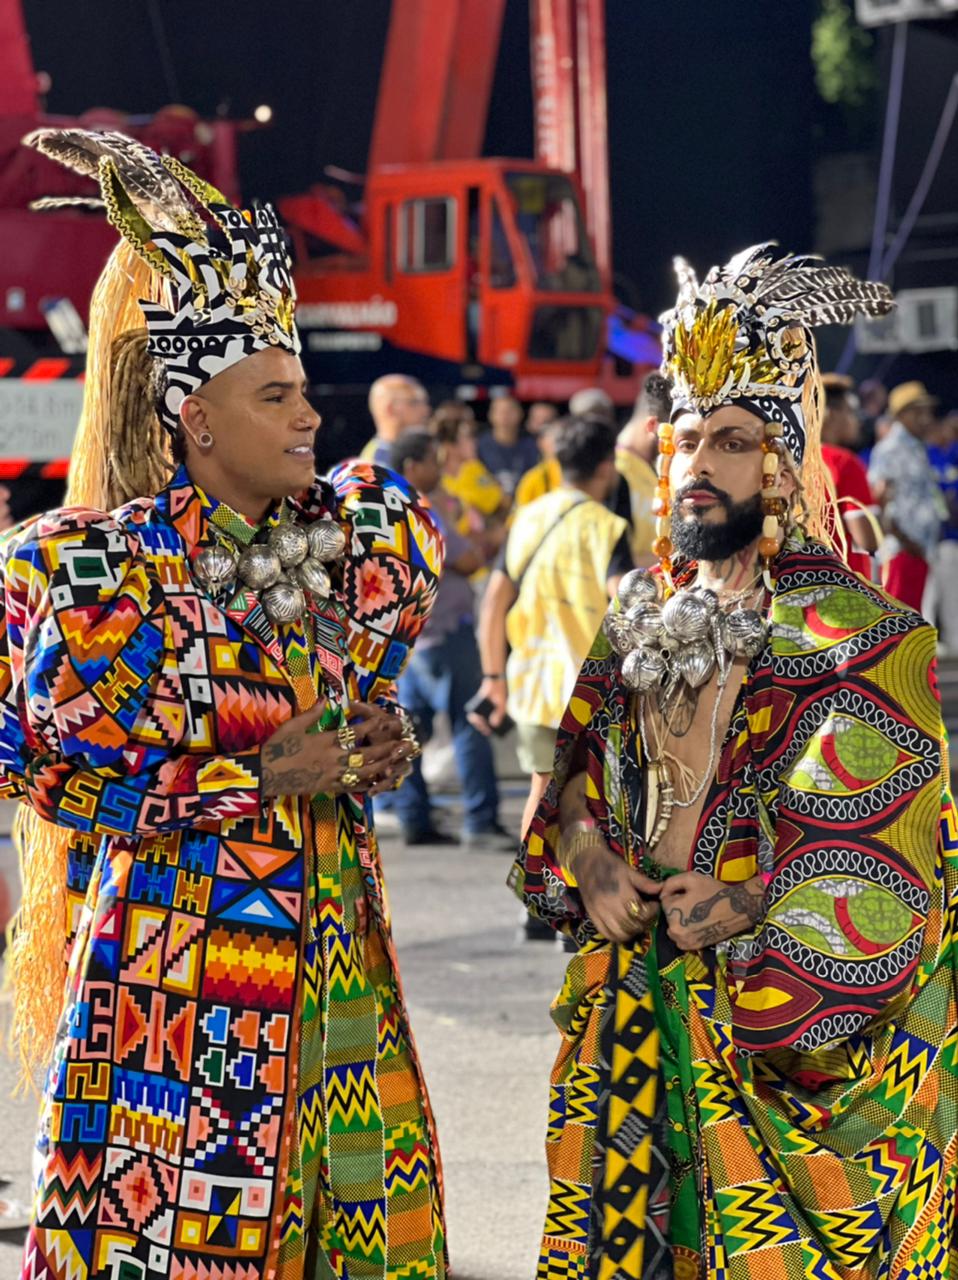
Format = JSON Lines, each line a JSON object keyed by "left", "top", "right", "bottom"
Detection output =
{"left": 368, "top": 0, "right": 507, "bottom": 170}
{"left": 530, "top": 0, "right": 610, "bottom": 278}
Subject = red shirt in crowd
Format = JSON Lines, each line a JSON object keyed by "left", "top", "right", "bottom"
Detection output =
{"left": 822, "top": 443, "right": 876, "bottom": 579}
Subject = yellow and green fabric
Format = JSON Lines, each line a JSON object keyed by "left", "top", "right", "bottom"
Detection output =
{"left": 512, "top": 538, "right": 958, "bottom": 1280}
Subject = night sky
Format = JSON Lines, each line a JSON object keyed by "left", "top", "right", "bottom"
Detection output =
{"left": 21, "top": 0, "right": 817, "bottom": 317}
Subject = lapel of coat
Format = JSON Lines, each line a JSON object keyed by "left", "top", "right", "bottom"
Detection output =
{"left": 154, "top": 467, "right": 302, "bottom": 701}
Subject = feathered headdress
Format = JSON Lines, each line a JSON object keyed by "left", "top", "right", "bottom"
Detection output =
{"left": 659, "top": 243, "right": 893, "bottom": 463}
{"left": 25, "top": 128, "right": 300, "bottom": 433}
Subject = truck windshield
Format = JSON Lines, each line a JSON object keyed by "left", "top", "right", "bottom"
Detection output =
{"left": 505, "top": 172, "right": 601, "bottom": 293}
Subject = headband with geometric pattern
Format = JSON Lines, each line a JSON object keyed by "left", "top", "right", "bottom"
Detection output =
{"left": 25, "top": 128, "right": 300, "bottom": 434}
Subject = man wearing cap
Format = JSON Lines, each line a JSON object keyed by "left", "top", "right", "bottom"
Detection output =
{"left": 868, "top": 380, "right": 943, "bottom": 610}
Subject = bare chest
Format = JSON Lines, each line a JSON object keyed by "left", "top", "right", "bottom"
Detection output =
{"left": 640, "top": 660, "right": 746, "bottom": 871}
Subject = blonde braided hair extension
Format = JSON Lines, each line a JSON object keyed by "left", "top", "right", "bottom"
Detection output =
{"left": 8, "top": 242, "right": 172, "bottom": 1088}
{"left": 106, "top": 329, "right": 175, "bottom": 507}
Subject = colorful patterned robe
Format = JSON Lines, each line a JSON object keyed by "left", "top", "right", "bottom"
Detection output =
{"left": 511, "top": 539, "right": 958, "bottom": 1280}
{"left": 0, "top": 462, "right": 447, "bottom": 1280}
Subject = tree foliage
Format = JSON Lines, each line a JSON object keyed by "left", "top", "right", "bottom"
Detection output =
{"left": 812, "top": 0, "right": 878, "bottom": 110}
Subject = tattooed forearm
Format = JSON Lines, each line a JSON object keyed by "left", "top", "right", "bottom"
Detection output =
{"left": 696, "top": 923, "right": 732, "bottom": 947}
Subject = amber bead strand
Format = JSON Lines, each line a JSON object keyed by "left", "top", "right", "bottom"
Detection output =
{"left": 653, "top": 422, "right": 675, "bottom": 589}
{"left": 759, "top": 422, "right": 788, "bottom": 584}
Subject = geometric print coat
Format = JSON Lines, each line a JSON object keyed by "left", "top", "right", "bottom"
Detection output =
{"left": 0, "top": 462, "right": 446, "bottom": 1280}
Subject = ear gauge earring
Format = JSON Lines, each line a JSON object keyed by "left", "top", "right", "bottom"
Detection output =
{"left": 759, "top": 422, "right": 787, "bottom": 589}
{"left": 652, "top": 422, "right": 675, "bottom": 589}
{"left": 197, "top": 431, "right": 214, "bottom": 449}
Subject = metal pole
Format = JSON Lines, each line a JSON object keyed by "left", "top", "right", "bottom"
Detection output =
{"left": 880, "top": 72, "right": 958, "bottom": 279}
{"left": 837, "top": 20, "right": 908, "bottom": 373}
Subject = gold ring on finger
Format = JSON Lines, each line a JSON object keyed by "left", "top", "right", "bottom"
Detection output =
{"left": 627, "top": 899, "right": 642, "bottom": 921}
{"left": 337, "top": 723, "right": 357, "bottom": 751}
{"left": 340, "top": 768, "right": 361, "bottom": 788}
{"left": 348, "top": 752, "right": 364, "bottom": 768}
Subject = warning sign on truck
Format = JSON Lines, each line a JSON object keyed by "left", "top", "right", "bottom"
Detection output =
{"left": 0, "top": 379, "right": 84, "bottom": 461}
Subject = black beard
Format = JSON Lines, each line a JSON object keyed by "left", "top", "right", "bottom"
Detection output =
{"left": 671, "top": 488, "right": 764, "bottom": 563}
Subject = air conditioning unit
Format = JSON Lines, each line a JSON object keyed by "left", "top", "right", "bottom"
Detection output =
{"left": 856, "top": 0, "right": 958, "bottom": 23}
{"left": 897, "top": 287, "right": 958, "bottom": 351}
{"left": 855, "top": 309, "right": 902, "bottom": 354}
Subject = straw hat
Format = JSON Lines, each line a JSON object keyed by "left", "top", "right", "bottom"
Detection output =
{"left": 888, "top": 380, "right": 938, "bottom": 419}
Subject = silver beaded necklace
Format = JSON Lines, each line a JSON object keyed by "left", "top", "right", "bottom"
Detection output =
{"left": 192, "top": 516, "right": 347, "bottom": 625}
{"left": 604, "top": 568, "right": 769, "bottom": 699}
{"left": 605, "top": 568, "right": 770, "bottom": 851}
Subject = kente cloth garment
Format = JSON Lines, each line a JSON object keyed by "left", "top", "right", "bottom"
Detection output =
{"left": 510, "top": 539, "right": 958, "bottom": 1280}
{"left": 0, "top": 461, "right": 447, "bottom": 1280}
{"left": 504, "top": 489, "right": 626, "bottom": 732}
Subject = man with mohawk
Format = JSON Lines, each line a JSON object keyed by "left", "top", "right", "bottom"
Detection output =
{"left": 0, "top": 131, "right": 447, "bottom": 1280}
{"left": 512, "top": 244, "right": 958, "bottom": 1279}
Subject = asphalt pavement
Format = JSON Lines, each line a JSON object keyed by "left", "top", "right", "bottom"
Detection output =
{"left": 0, "top": 786, "right": 567, "bottom": 1280}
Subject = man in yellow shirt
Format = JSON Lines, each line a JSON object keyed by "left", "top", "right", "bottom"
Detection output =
{"left": 614, "top": 370, "right": 671, "bottom": 563}
{"left": 514, "top": 417, "right": 562, "bottom": 507}
{"left": 473, "top": 415, "right": 631, "bottom": 839}
{"left": 514, "top": 388, "right": 615, "bottom": 506}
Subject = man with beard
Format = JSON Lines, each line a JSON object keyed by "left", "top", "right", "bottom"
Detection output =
{"left": 511, "top": 244, "right": 958, "bottom": 1279}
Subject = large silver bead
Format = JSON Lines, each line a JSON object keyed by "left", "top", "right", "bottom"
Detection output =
{"left": 602, "top": 610, "right": 632, "bottom": 657}
{"left": 237, "top": 544, "right": 282, "bottom": 591}
{"left": 693, "top": 587, "right": 720, "bottom": 618}
{"left": 262, "top": 580, "right": 306, "bottom": 624}
{"left": 726, "top": 608, "right": 768, "bottom": 657}
{"left": 624, "top": 602, "right": 664, "bottom": 645}
{"left": 307, "top": 520, "right": 347, "bottom": 562}
{"left": 621, "top": 646, "right": 667, "bottom": 693}
{"left": 268, "top": 522, "right": 309, "bottom": 568}
{"left": 617, "top": 568, "right": 659, "bottom": 611}
{"left": 193, "top": 544, "right": 238, "bottom": 595}
{"left": 296, "top": 556, "right": 332, "bottom": 599}
{"left": 661, "top": 591, "right": 711, "bottom": 642}
{"left": 674, "top": 639, "right": 715, "bottom": 689}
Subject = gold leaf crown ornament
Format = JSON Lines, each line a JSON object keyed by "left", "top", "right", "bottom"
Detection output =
{"left": 25, "top": 128, "right": 301, "bottom": 434}
{"left": 659, "top": 243, "right": 893, "bottom": 463}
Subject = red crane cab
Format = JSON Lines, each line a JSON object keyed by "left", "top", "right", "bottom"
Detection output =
{"left": 284, "top": 158, "right": 615, "bottom": 403}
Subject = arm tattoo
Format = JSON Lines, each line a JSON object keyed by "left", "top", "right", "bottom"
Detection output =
{"left": 696, "top": 922, "right": 732, "bottom": 947}
{"left": 666, "top": 880, "right": 765, "bottom": 942}
{"left": 592, "top": 857, "right": 622, "bottom": 896}
{"left": 682, "top": 882, "right": 764, "bottom": 926}
{"left": 263, "top": 734, "right": 304, "bottom": 764}
{"left": 262, "top": 766, "right": 319, "bottom": 797}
